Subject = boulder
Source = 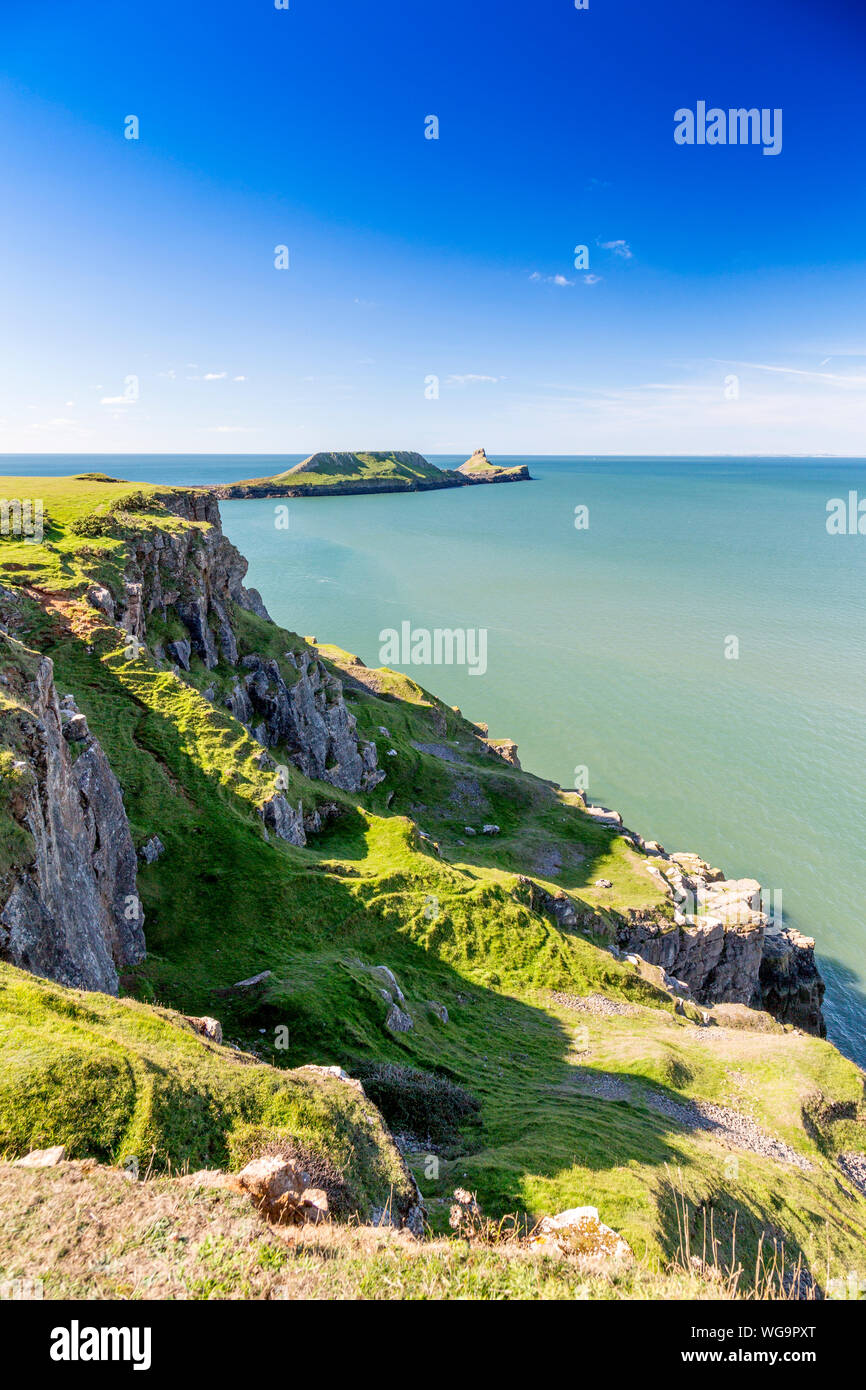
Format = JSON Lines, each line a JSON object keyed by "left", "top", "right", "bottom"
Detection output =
{"left": 229, "top": 1156, "right": 328, "bottom": 1225}
{"left": 384, "top": 1003, "right": 413, "bottom": 1034}
{"left": 61, "top": 712, "right": 89, "bottom": 743}
{"left": 85, "top": 584, "right": 115, "bottom": 621}
{"left": 185, "top": 1015, "right": 223, "bottom": 1044}
{"left": 531, "top": 1206, "right": 632, "bottom": 1261}
{"left": 14, "top": 1145, "right": 67, "bottom": 1168}
{"left": 139, "top": 834, "right": 165, "bottom": 864}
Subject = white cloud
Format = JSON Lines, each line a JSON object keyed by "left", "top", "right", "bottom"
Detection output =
{"left": 717, "top": 359, "right": 866, "bottom": 387}
{"left": 599, "top": 239, "right": 633, "bottom": 259}
{"left": 100, "top": 396, "right": 135, "bottom": 406}
{"left": 232, "top": 375, "right": 246, "bottom": 382}
{"left": 530, "top": 271, "right": 575, "bottom": 286}
{"left": 445, "top": 374, "right": 500, "bottom": 386}
{"left": 584, "top": 273, "right": 603, "bottom": 285}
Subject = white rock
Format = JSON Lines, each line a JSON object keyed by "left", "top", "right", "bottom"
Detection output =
{"left": 14, "top": 1145, "right": 67, "bottom": 1168}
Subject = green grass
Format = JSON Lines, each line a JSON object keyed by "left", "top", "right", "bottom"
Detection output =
{"left": 2, "top": 476, "right": 866, "bottom": 1292}
{"left": 271, "top": 451, "right": 451, "bottom": 486}
{"left": 0, "top": 963, "right": 413, "bottom": 1217}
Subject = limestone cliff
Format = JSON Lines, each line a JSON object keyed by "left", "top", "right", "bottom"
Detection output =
{"left": 0, "top": 629, "right": 145, "bottom": 994}
{"left": 611, "top": 846, "right": 826, "bottom": 1034}
{"left": 107, "top": 492, "right": 382, "bottom": 802}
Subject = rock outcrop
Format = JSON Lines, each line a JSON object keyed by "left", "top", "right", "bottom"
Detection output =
{"left": 239, "top": 651, "right": 383, "bottom": 793}
{"left": 112, "top": 493, "right": 382, "bottom": 800}
{"left": 456, "top": 448, "right": 531, "bottom": 482}
{"left": 759, "top": 923, "right": 826, "bottom": 1034}
{"left": 117, "top": 491, "right": 270, "bottom": 666}
{"left": 0, "top": 640, "right": 145, "bottom": 994}
{"left": 615, "top": 849, "right": 826, "bottom": 1034}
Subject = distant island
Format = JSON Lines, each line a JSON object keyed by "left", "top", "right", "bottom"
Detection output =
{"left": 211, "top": 448, "right": 531, "bottom": 499}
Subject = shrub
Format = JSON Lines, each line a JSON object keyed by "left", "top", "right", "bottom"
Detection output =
{"left": 356, "top": 1063, "right": 480, "bottom": 1146}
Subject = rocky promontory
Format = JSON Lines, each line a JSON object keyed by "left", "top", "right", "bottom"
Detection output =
{"left": 211, "top": 448, "right": 531, "bottom": 499}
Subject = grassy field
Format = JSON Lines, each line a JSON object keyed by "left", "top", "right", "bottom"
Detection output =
{"left": 2, "top": 475, "right": 866, "bottom": 1296}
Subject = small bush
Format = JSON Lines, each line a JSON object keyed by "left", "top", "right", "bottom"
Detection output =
{"left": 356, "top": 1063, "right": 480, "bottom": 1146}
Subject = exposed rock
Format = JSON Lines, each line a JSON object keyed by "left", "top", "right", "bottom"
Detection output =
{"left": 297, "top": 1064, "right": 365, "bottom": 1094}
{"left": 0, "top": 644, "right": 145, "bottom": 995}
{"left": 368, "top": 964, "right": 406, "bottom": 1004}
{"left": 425, "top": 1001, "right": 449, "bottom": 1023}
{"left": 166, "top": 639, "right": 191, "bottom": 671}
{"left": 238, "top": 651, "right": 382, "bottom": 794}
{"left": 61, "top": 712, "right": 89, "bottom": 742}
{"left": 585, "top": 805, "right": 623, "bottom": 827}
{"left": 669, "top": 851, "right": 724, "bottom": 883}
{"left": 229, "top": 1156, "right": 328, "bottom": 1225}
{"left": 139, "top": 835, "right": 165, "bottom": 864}
{"left": 85, "top": 584, "right": 115, "bottom": 621}
{"left": 531, "top": 1206, "right": 632, "bottom": 1262}
{"left": 616, "top": 839, "right": 827, "bottom": 1035}
{"left": 759, "top": 923, "right": 826, "bottom": 1035}
{"left": 513, "top": 876, "right": 579, "bottom": 930}
{"left": 231, "top": 970, "right": 272, "bottom": 989}
{"left": 118, "top": 491, "right": 267, "bottom": 668}
{"left": 616, "top": 907, "right": 764, "bottom": 1007}
{"left": 13, "top": 1145, "right": 67, "bottom": 1168}
{"left": 258, "top": 794, "right": 306, "bottom": 846}
{"left": 384, "top": 1003, "right": 414, "bottom": 1034}
{"left": 482, "top": 823, "right": 500, "bottom": 835}
{"left": 184, "top": 1015, "right": 223, "bottom": 1044}
{"left": 483, "top": 737, "right": 521, "bottom": 768}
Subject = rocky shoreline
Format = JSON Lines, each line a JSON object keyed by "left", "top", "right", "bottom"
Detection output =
{"left": 574, "top": 793, "right": 826, "bottom": 1035}
{"left": 211, "top": 467, "right": 531, "bottom": 501}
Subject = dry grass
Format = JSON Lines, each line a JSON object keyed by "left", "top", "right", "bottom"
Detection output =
{"left": 0, "top": 1161, "right": 833, "bottom": 1301}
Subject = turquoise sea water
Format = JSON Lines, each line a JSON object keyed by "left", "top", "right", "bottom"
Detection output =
{"left": 5, "top": 455, "right": 866, "bottom": 1067}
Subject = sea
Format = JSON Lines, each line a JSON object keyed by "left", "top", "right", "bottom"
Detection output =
{"left": 4, "top": 453, "right": 865, "bottom": 1068}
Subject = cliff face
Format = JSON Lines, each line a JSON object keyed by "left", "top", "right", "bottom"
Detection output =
{"left": 612, "top": 847, "right": 826, "bottom": 1034}
{"left": 0, "top": 635, "right": 145, "bottom": 994}
{"left": 117, "top": 490, "right": 270, "bottom": 667}
{"left": 236, "top": 651, "right": 383, "bottom": 793}
{"left": 110, "top": 492, "right": 382, "bottom": 806}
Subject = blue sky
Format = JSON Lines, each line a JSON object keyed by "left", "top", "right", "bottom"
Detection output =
{"left": 1, "top": 0, "right": 865, "bottom": 455}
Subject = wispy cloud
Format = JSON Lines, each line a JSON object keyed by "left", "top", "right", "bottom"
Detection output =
{"left": 598, "top": 239, "right": 633, "bottom": 259}
{"left": 717, "top": 359, "right": 866, "bottom": 387}
{"left": 445, "top": 374, "right": 500, "bottom": 386}
{"left": 529, "top": 271, "right": 574, "bottom": 287}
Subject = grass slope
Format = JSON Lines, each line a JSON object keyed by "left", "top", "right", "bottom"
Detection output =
{"left": 278, "top": 451, "right": 448, "bottom": 485}
{"left": 2, "top": 476, "right": 866, "bottom": 1292}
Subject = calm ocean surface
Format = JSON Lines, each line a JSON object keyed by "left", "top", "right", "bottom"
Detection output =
{"left": 5, "top": 454, "right": 866, "bottom": 1067}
